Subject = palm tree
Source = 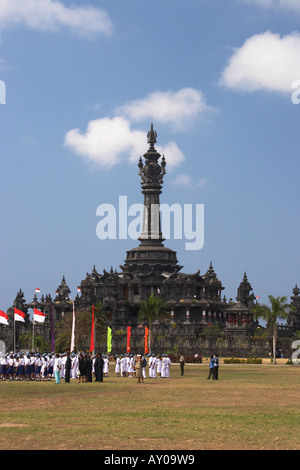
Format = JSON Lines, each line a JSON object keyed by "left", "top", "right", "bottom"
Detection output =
{"left": 252, "top": 295, "right": 291, "bottom": 364}
{"left": 138, "top": 294, "right": 169, "bottom": 354}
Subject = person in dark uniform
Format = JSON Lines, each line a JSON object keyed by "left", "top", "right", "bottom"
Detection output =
{"left": 64, "top": 352, "right": 72, "bottom": 383}
{"left": 179, "top": 353, "right": 185, "bottom": 376}
{"left": 86, "top": 354, "right": 93, "bottom": 382}
{"left": 78, "top": 353, "right": 86, "bottom": 383}
{"left": 94, "top": 353, "right": 104, "bottom": 382}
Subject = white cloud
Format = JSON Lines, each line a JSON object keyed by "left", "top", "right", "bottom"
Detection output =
{"left": 219, "top": 31, "right": 300, "bottom": 93}
{"left": 64, "top": 87, "right": 218, "bottom": 170}
{"left": 0, "top": 0, "right": 113, "bottom": 37}
{"left": 171, "top": 174, "right": 206, "bottom": 188}
{"left": 64, "top": 117, "right": 185, "bottom": 170}
{"left": 118, "top": 88, "right": 216, "bottom": 129}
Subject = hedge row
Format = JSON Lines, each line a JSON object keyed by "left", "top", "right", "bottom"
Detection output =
{"left": 223, "top": 357, "right": 262, "bottom": 364}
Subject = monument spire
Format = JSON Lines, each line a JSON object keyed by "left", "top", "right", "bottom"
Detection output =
{"left": 138, "top": 123, "right": 166, "bottom": 245}
{"left": 122, "top": 124, "right": 179, "bottom": 275}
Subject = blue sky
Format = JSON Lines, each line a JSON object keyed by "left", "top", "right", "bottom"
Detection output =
{"left": 0, "top": 0, "right": 299, "bottom": 313}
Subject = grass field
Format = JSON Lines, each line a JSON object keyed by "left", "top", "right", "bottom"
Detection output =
{"left": 1, "top": 363, "right": 300, "bottom": 450}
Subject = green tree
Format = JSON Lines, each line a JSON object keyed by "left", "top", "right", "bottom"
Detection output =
{"left": 138, "top": 294, "right": 169, "bottom": 354}
{"left": 252, "top": 295, "right": 291, "bottom": 364}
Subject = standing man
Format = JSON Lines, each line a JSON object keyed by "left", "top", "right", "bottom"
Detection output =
{"left": 207, "top": 355, "right": 215, "bottom": 380}
{"left": 151, "top": 354, "right": 157, "bottom": 379}
{"left": 94, "top": 353, "right": 104, "bottom": 382}
{"left": 65, "top": 352, "right": 72, "bottom": 383}
{"left": 179, "top": 352, "right": 185, "bottom": 376}
{"left": 148, "top": 354, "right": 153, "bottom": 378}
{"left": 213, "top": 354, "right": 219, "bottom": 380}
{"left": 54, "top": 354, "right": 62, "bottom": 384}
{"left": 86, "top": 354, "right": 93, "bottom": 382}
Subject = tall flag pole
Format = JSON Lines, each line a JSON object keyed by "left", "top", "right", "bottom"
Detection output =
{"left": 13, "top": 308, "right": 25, "bottom": 354}
{"left": 51, "top": 303, "right": 55, "bottom": 352}
{"left": 70, "top": 299, "right": 75, "bottom": 353}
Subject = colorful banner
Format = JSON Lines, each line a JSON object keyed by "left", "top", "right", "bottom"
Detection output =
{"left": 90, "top": 305, "right": 95, "bottom": 352}
{"left": 127, "top": 326, "right": 131, "bottom": 353}
{"left": 144, "top": 326, "right": 149, "bottom": 354}
{"left": 107, "top": 326, "right": 112, "bottom": 354}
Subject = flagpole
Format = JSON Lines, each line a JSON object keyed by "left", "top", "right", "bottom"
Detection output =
{"left": 70, "top": 298, "right": 75, "bottom": 353}
{"left": 13, "top": 309, "right": 16, "bottom": 354}
{"left": 32, "top": 320, "right": 35, "bottom": 352}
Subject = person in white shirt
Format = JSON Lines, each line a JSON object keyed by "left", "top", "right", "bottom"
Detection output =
{"left": 148, "top": 354, "right": 153, "bottom": 378}
{"left": 115, "top": 355, "right": 120, "bottom": 376}
{"left": 24, "top": 354, "right": 31, "bottom": 380}
{"left": 151, "top": 354, "right": 157, "bottom": 378}
{"left": 128, "top": 355, "right": 134, "bottom": 377}
{"left": 165, "top": 354, "right": 171, "bottom": 378}
{"left": 120, "top": 355, "right": 126, "bottom": 377}
{"left": 35, "top": 354, "right": 42, "bottom": 381}
{"left": 161, "top": 355, "right": 166, "bottom": 378}
{"left": 71, "top": 353, "right": 78, "bottom": 379}
{"left": 0, "top": 354, "right": 8, "bottom": 380}
{"left": 102, "top": 355, "right": 109, "bottom": 377}
{"left": 156, "top": 356, "right": 162, "bottom": 377}
{"left": 54, "top": 354, "right": 62, "bottom": 384}
{"left": 48, "top": 354, "right": 54, "bottom": 380}
{"left": 18, "top": 354, "right": 25, "bottom": 381}
{"left": 30, "top": 353, "right": 36, "bottom": 380}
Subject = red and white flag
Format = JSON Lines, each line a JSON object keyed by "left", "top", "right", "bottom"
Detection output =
{"left": 0, "top": 310, "right": 9, "bottom": 326}
{"left": 35, "top": 288, "right": 41, "bottom": 293}
{"left": 14, "top": 308, "right": 25, "bottom": 322}
{"left": 33, "top": 308, "right": 46, "bottom": 323}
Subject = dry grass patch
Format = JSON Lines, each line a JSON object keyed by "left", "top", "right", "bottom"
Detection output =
{"left": 0, "top": 364, "right": 300, "bottom": 450}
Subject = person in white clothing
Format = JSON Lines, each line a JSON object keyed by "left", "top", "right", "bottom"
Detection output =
{"left": 156, "top": 356, "right": 162, "bottom": 377}
{"left": 165, "top": 354, "right": 171, "bottom": 378}
{"left": 151, "top": 354, "right": 157, "bottom": 378}
{"left": 161, "top": 355, "right": 167, "bottom": 378}
{"left": 148, "top": 354, "right": 153, "bottom": 378}
{"left": 71, "top": 354, "right": 77, "bottom": 379}
{"left": 120, "top": 355, "right": 126, "bottom": 377}
{"left": 103, "top": 355, "right": 109, "bottom": 376}
{"left": 114, "top": 355, "right": 120, "bottom": 376}
{"left": 60, "top": 353, "right": 66, "bottom": 379}
{"left": 54, "top": 354, "right": 62, "bottom": 384}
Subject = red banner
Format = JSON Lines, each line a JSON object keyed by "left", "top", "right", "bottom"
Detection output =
{"left": 90, "top": 305, "right": 95, "bottom": 352}
{"left": 144, "top": 326, "right": 149, "bottom": 354}
{"left": 127, "top": 326, "right": 131, "bottom": 353}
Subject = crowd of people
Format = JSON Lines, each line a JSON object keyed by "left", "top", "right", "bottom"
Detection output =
{"left": 0, "top": 351, "right": 173, "bottom": 384}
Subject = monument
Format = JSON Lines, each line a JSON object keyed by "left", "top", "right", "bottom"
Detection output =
{"left": 2, "top": 125, "right": 299, "bottom": 356}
